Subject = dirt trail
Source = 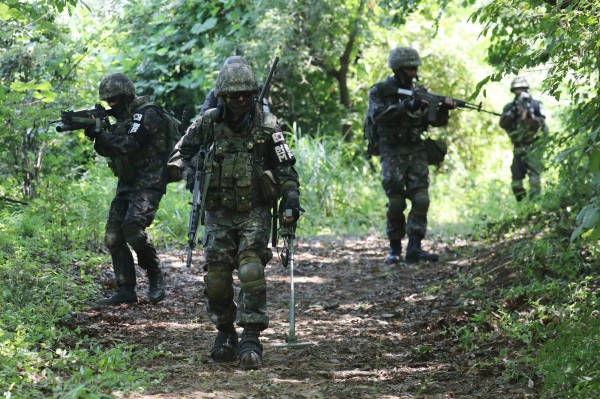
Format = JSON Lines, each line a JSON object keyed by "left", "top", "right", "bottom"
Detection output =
{"left": 75, "top": 236, "right": 535, "bottom": 398}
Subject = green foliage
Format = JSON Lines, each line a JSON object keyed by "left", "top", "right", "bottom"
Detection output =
{"left": 470, "top": 0, "right": 600, "bottom": 242}
{"left": 0, "top": 168, "right": 159, "bottom": 398}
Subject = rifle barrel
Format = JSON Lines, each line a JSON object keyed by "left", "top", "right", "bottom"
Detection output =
{"left": 258, "top": 56, "right": 279, "bottom": 105}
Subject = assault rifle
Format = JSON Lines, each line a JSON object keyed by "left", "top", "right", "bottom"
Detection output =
{"left": 397, "top": 88, "right": 501, "bottom": 123}
{"left": 186, "top": 143, "right": 215, "bottom": 268}
{"left": 256, "top": 56, "right": 280, "bottom": 248}
{"left": 279, "top": 209, "right": 296, "bottom": 269}
{"left": 50, "top": 104, "right": 115, "bottom": 133}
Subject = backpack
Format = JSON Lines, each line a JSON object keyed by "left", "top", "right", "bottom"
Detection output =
{"left": 136, "top": 102, "right": 183, "bottom": 154}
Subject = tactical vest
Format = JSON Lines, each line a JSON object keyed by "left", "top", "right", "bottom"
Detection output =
{"left": 108, "top": 96, "right": 171, "bottom": 183}
{"left": 202, "top": 109, "right": 277, "bottom": 212}
{"left": 374, "top": 79, "right": 425, "bottom": 145}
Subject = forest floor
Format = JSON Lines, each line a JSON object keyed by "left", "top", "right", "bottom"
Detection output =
{"left": 74, "top": 236, "right": 538, "bottom": 399}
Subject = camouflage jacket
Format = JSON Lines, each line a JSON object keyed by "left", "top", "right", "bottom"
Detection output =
{"left": 178, "top": 104, "right": 299, "bottom": 212}
{"left": 499, "top": 96, "right": 546, "bottom": 147}
{"left": 94, "top": 96, "right": 170, "bottom": 194}
{"left": 368, "top": 76, "right": 449, "bottom": 155}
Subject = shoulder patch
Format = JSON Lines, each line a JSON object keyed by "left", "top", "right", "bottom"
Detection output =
{"left": 272, "top": 132, "right": 285, "bottom": 143}
{"left": 133, "top": 113, "right": 143, "bottom": 121}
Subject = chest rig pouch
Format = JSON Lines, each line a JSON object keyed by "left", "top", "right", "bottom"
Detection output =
{"left": 205, "top": 111, "right": 276, "bottom": 211}
{"left": 378, "top": 82, "right": 423, "bottom": 145}
{"left": 108, "top": 119, "right": 136, "bottom": 181}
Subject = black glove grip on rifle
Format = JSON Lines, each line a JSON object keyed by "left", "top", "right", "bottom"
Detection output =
{"left": 403, "top": 97, "right": 420, "bottom": 112}
{"left": 282, "top": 191, "right": 301, "bottom": 222}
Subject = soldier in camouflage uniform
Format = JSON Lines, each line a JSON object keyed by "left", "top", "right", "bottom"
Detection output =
{"left": 499, "top": 77, "right": 547, "bottom": 201}
{"left": 367, "top": 47, "right": 455, "bottom": 264}
{"left": 177, "top": 63, "right": 301, "bottom": 369}
{"left": 87, "top": 73, "right": 168, "bottom": 305}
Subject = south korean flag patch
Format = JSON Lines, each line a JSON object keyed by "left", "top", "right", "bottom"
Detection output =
{"left": 132, "top": 113, "right": 143, "bottom": 122}
{"left": 272, "top": 132, "right": 285, "bottom": 143}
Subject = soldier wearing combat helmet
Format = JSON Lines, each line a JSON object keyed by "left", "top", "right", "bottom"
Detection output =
{"left": 366, "top": 46, "right": 456, "bottom": 264}
{"left": 200, "top": 56, "right": 270, "bottom": 115}
{"left": 176, "top": 62, "right": 301, "bottom": 370}
{"left": 499, "top": 77, "right": 547, "bottom": 201}
{"left": 88, "top": 72, "right": 170, "bottom": 305}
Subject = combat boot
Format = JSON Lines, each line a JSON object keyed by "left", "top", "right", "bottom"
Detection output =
{"left": 99, "top": 285, "right": 137, "bottom": 305}
{"left": 384, "top": 239, "right": 402, "bottom": 264}
{"left": 211, "top": 324, "right": 239, "bottom": 363}
{"left": 239, "top": 328, "right": 263, "bottom": 370}
{"left": 147, "top": 268, "right": 166, "bottom": 304}
{"left": 405, "top": 235, "right": 439, "bottom": 264}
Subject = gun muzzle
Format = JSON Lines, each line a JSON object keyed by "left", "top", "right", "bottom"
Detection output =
{"left": 55, "top": 125, "right": 75, "bottom": 132}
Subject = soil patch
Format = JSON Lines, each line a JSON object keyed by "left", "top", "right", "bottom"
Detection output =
{"left": 75, "top": 236, "right": 536, "bottom": 398}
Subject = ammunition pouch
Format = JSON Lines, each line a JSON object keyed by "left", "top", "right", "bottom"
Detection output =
{"left": 424, "top": 138, "right": 447, "bottom": 165}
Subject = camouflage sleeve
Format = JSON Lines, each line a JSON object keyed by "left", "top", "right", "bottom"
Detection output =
{"left": 499, "top": 102, "right": 518, "bottom": 130}
{"left": 178, "top": 117, "right": 208, "bottom": 180}
{"left": 95, "top": 107, "right": 164, "bottom": 155}
{"left": 370, "top": 85, "right": 407, "bottom": 124}
{"left": 268, "top": 128, "right": 299, "bottom": 193}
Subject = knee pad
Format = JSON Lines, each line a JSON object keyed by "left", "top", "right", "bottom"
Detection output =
{"left": 204, "top": 263, "right": 234, "bottom": 300}
{"left": 104, "top": 227, "right": 124, "bottom": 251}
{"left": 387, "top": 196, "right": 407, "bottom": 222}
{"left": 237, "top": 251, "right": 266, "bottom": 293}
{"left": 412, "top": 191, "right": 430, "bottom": 216}
{"left": 122, "top": 224, "right": 149, "bottom": 250}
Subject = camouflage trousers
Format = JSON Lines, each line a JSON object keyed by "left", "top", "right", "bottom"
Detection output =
{"left": 511, "top": 145, "right": 544, "bottom": 201}
{"left": 380, "top": 149, "right": 430, "bottom": 240}
{"left": 105, "top": 189, "right": 163, "bottom": 287}
{"left": 202, "top": 205, "right": 273, "bottom": 330}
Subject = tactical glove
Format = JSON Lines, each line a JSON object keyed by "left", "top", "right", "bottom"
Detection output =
{"left": 402, "top": 97, "right": 420, "bottom": 112}
{"left": 282, "top": 191, "right": 301, "bottom": 224}
{"left": 84, "top": 126, "right": 97, "bottom": 140}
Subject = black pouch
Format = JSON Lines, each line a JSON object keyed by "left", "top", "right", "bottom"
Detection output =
{"left": 424, "top": 138, "right": 447, "bottom": 165}
{"left": 259, "top": 169, "right": 279, "bottom": 201}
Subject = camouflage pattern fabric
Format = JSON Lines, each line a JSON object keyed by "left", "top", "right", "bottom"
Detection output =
{"left": 176, "top": 103, "right": 299, "bottom": 332}
{"left": 215, "top": 64, "right": 259, "bottom": 96}
{"left": 92, "top": 94, "right": 169, "bottom": 291}
{"left": 98, "top": 73, "right": 135, "bottom": 101}
{"left": 94, "top": 96, "right": 170, "bottom": 194}
{"left": 368, "top": 73, "right": 446, "bottom": 242}
{"left": 202, "top": 206, "right": 272, "bottom": 328}
{"left": 105, "top": 189, "right": 163, "bottom": 286}
{"left": 499, "top": 94, "right": 546, "bottom": 200}
{"left": 380, "top": 148, "right": 429, "bottom": 240}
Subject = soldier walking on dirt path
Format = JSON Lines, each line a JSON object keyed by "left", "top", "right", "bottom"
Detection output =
{"left": 499, "top": 77, "right": 547, "bottom": 202}
{"left": 366, "top": 47, "right": 456, "bottom": 265}
{"left": 174, "top": 62, "right": 301, "bottom": 370}
{"left": 86, "top": 73, "right": 169, "bottom": 306}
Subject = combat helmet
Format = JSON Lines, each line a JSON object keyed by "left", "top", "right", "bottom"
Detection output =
{"left": 224, "top": 55, "right": 249, "bottom": 66}
{"left": 388, "top": 47, "right": 422, "bottom": 71}
{"left": 99, "top": 73, "right": 135, "bottom": 101}
{"left": 510, "top": 77, "right": 530, "bottom": 92}
{"left": 214, "top": 64, "right": 259, "bottom": 97}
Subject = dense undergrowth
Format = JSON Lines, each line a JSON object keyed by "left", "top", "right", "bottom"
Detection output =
{"left": 1, "top": 134, "right": 598, "bottom": 397}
